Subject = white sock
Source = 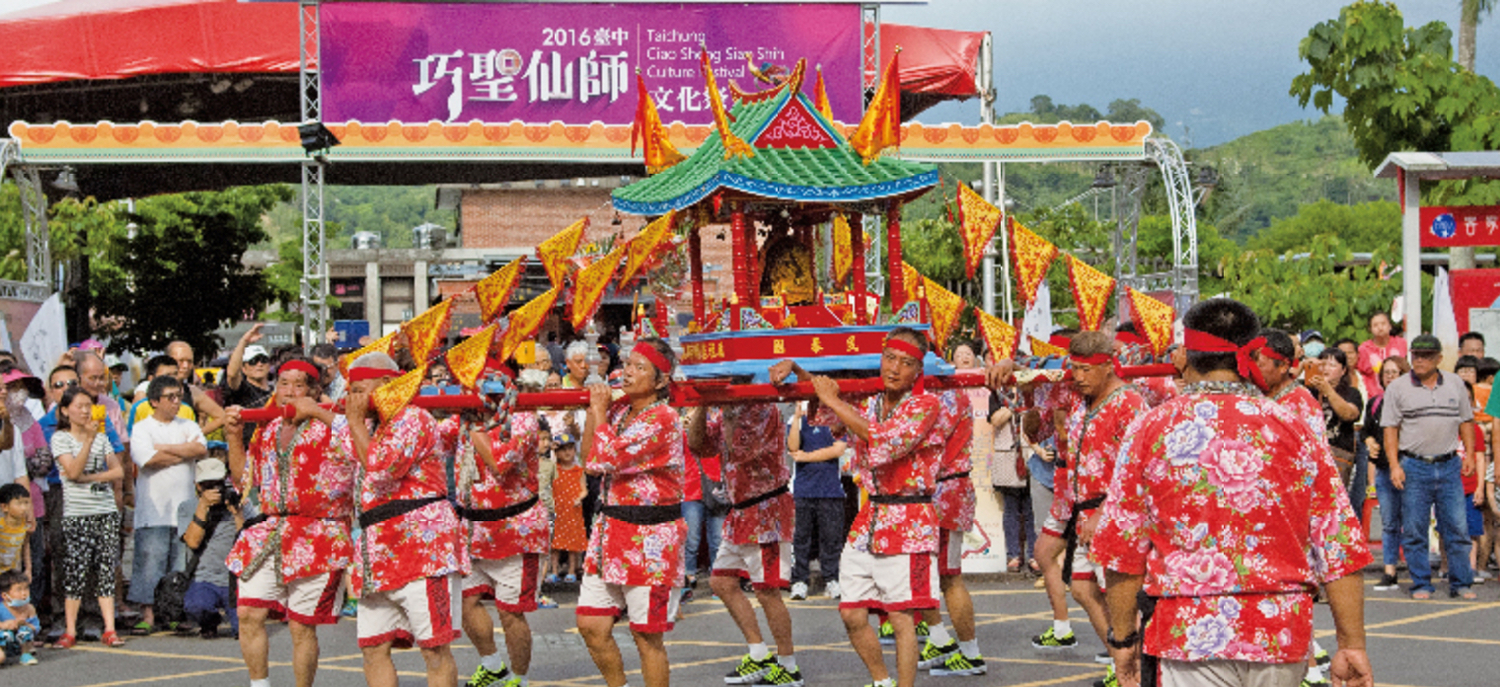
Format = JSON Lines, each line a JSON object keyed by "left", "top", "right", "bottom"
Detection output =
{"left": 959, "top": 639, "right": 981, "bottom": 659}
{"left": 479, "top": 652, "right": 507, "bottom": 672}
{"left": 748, "top": 642, "right": 770, "bottom": 661}
{"left": 874, "top": 679, "right": 895, "bottom": 687}
{"left": 516, "top": 676, "right": 528, "bottom": 687}
{"left": 1305, "top": 665, "right": 1327, "bottom": 682}
{"left": 1312, "top": 639, "right": 1326, "bottom": 654}
{"left": 926, "top": 622, "right": 952, "bottom": 645}
{"left": 1053, "top": 619, "right": 1073, "bottom": 636}
{"left": 778, "top": 655, "right": 798, "bottom": 671}
{"left": 249, "top": 680, "right": 271, "bottom": 687}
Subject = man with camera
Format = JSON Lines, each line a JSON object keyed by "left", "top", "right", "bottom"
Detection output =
{"left": 176, "top": 456, "right": 247, "bottom": 639}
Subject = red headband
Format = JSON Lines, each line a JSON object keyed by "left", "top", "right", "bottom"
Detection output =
{"left": 1070, "top": 353, "right": 1122, "bottom": 378}
{"left": 348, "top": 366, "right": 401, "bottom": 383}
{"left": 1256, "top": 346, "right": 1288, "bottom": 363}
{"left": 278, "top": 360, "right": 321, "bottom": 383}
{"left": 884, "top": 338, "right": 926, "bottom": 391}
{"left": 1184, "top": 329, "right": 1269, "bottom": 391}
{"left": 632, "top": 342, "right": 671, "bottom": 375}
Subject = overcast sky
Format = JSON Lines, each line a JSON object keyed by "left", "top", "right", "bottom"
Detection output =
{"left": 887, "top": 0, "right": 1500, "bottom": 147}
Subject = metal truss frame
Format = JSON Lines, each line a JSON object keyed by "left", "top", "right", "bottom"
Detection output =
{"left": 861, "top": 4, "right": 880, "bottom": 106}
{"left": 1144, "top": 137, "right": 1200, "bottom": 313}
{"left": 299, "top": 0, "right": 328, "bottom": 345}
{"left": 2, "top": 138, "right": 51, "bottom": 295}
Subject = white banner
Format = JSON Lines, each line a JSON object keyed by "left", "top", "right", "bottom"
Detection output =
{"left": 20, "top": 293, "right": 66, "bottom": 377}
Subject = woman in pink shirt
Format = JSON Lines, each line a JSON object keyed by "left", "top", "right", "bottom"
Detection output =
{"left": 1356, "top": 311, "right": 1407, "bottom": 397}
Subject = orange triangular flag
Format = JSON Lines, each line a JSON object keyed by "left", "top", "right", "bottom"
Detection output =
{"left": 1008, "top": 216, "right": 1059, "bottom": 309}
{"left": 923, "top": 277, "right": 964, "bottom": 351}
{"left": 850, "top": 48, "right": 901, "bottom": 164}
{"left": 618, "top": 211, "right": 675, "bottom": 287}
{"left": 537, "top": 218, "right": 586, "bottom": 288}
{"left": 371, "top": 363, "right": 426, "bottom": 423}
{"left": 900, "top": 261, "right": 923, "bottom": 306}
{"left": 498, "top": 287, "right": 561, "bottom": 363}
{"left": 1065, "top": 255, "right": 1116, "bottom": 332}
{"left": 1125, "top": 287, "right": 1176, "bottom": 357}
{"left": 444, "top": 323, "right": 499, "bottom": 390}
{"left": 974, "top": 307, "right": 1019, "bottom": 363}
{"left": 832, "top": 214, "right": 853, "bottom": 286}
{"left": 403, "top": 298, "right": 454, "bottom": 364}
{"left": 339, "top": 328, "right": 399, "bottom": 377}
{"left": 813, "top": 65, "right": 834, "bottom": 123}
{"left": 701, "top": 47, "right": 754, "bottom": 161}
{"left": 631, "top": 72, "right": 687, "bottom": 174}
{"left": 957, "top": 182, "right": 1003, "bottom": 280}
{"left": 1030, "top": 336, "right": 1068, "bottom": 358}
{"left": 475, "top": 256, "right": 526, "bottom": 323}
{"left": 571, "top": 244, "right": 627, "bottom": 330}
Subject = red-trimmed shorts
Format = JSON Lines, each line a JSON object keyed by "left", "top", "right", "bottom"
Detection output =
{"left": 356, "top": 574, "right": 462, "bottom": 649}
{"left": 710, "top": 541, "right": 792, "bottom": 590}
{"left": 937, "top": 528, "right": 965, "bottom": 577}
{"left": 836, "top": 546, "right": 939, "bottom": 612}
{"left": 236, "top": 566, "right": 345, "bottom": 626}
{"left": 463, "top": 553, "right": 543, "bottom": 613}
{"left": 575, "top": 574, "right": 679, "bottom": 634}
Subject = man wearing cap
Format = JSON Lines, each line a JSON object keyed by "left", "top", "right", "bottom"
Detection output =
{"left": 127, "top": 374, "right": 208, "bottom": 631}
{"left": 776, "top": 327, "right": 943, "bottom": 687}
{"left": 223, "top": 324, "right": 276, "bottom": 424}
{"left": 1381, "top": 333, "right": 1479, "bottom": 600}
{"left": 687, "top": 399, "right": 801, "bottom": 687}
{"left": 452, "top": 392, "right": 551, "bottom": 687}
{"left": 1256, "top": 330, "right": 1326, "bottom": 439}
{"left": 341, "top": 352, "right": 466, "bottom": 687}
{"left": 224, "top": 357, "right": 353, "bottom": 687}
{"left": 1093, "top": 298, "right": 1372, "bottom": 687}
{"left": 576, "top": 338, "right": 686, "bottom": 687}
{"left": 177, "top": 457, "right": 248, "bottom": 639}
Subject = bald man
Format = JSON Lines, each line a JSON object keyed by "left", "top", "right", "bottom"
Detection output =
{"left": 166, "top": 341, "right": 228, "bottom": 436}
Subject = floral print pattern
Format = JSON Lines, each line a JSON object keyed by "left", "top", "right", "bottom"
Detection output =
{"left": 1064, "top": 386, "right": 1149, "bottom": 513}
{"left": 933, "top": 389, "right": 976, "bottom": 532}
{"left": 816, "top": 391, "right": 943, "bottom": 554}
{"left": 702, "top": 403, "right": 794, "bottom": 544}
{"left": 584, "top": 400, "right": 687, "bottom": 587}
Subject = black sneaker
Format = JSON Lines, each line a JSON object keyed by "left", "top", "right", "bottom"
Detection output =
{"left": 725, "top": 653, "right": 778, "bottom": 684}
{"left": 1031, "top": 627, "right": 1078, "bottom": 649}
{"left": 1373, "top": 573, "right": 1400, "bottom": 591}
{"left": 465, "top": 664, "right": 511, "bottom": 687}
{"left": 918, "top": 639, "right": 959, "bottom": 669}
{"left": 931, "top": 652, "right": 987, "bottom": 677}
{"left": 754, "top": 664, "right": 805, "bottom": 687}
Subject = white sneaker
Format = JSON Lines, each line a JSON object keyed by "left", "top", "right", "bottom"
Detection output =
{"left": 789, "top": 582, "right": 808, "bottom": 600}
{"left": 825, "top": 581, "right": 841, "bottom": 600}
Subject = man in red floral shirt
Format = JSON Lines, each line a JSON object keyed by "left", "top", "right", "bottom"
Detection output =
{"left": 779, "top": 326, "right": 942, "bottom": 687}
{"left": 225, "top": 358, "right": 353, "bottom": 687}
{"left": 576, "top": 339, "right": 686, "bottom": 687}
{"left": 341, "top": 353, "right": 467, "bottom": 687}
{"left": 1094, "top": 298, "right": 1373, "bottom": 687}
{"left": 1256, "top": 329, "right": 1326, "bottom": 440}
{"left": 688, "top": 401, "right": 802, "bottom": 687}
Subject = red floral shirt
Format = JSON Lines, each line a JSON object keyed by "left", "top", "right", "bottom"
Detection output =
{"left": 933, "top": 389, "right": 976, "bottom": 532}
{"left": 1135, "top": 375, "right": 1180, "bottom": 408}
{"left": 1064, "top": 385, "right": 1149, "bottom": 511}
{"left": 344, "top": 406, "right": 467, "bottom": 596}
{"left": 1092, "top": 382, "right": 1372, "bottom": 664}
{"left": 441, "top": 413, "right": 551, "bottom": 561}
{"left": 227, "top": 416, "right": 355, "bottom": 583}
{"left": 702, "top": 403, "right": 794, "bottom": 544}
{"left": 584, "top": 399, "right": 687, "bottom": 587}
{"left": 1273, "top": 384, "right": 1326, "bottom": 440}
{"left": 818, "top": 390, "right": 943, "bottom": 554}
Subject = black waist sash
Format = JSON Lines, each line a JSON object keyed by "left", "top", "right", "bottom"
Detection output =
{"left": 869, "top": 493, "right": 934, "bottom": 505}
{"left": 458, "top": 495, "right": 540, "bottom": 523}
{"left": 732, "top": 484, "right": 789, "bottom": 510}
{"left": 601, "top": 503, "right": 683, "bottom": 526}
{"left": 937, "top": 471, "right": 971, "bottom": 483}
{"left": 1061, "top": 495, "right": 1108, "bottom": 581}
{"left": 359, "top": 496, "right": 446, "bottom": 530}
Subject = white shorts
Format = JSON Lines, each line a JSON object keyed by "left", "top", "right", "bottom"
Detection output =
{"left": 1070, "top": 540, "right": 1105, "bottom": 587}
{"left": 1041, "top": 514, "right": 1065, "bottom": 539}
{"left": 937, "top": 528, "right": 964, "bottom": 577}
{"left": 575, "top": 574, "right": 679, "bottom": 634}
{"left": 463, "top": 554, "right": 543, "bottom": 613}
{"left": 357, "top": 574, "right": 462, "bottom": 649}
{"left": 837, "top": 546, "right": 939, "bottom": 612}
{"left": 236, "top": 566, "right": 345, "bottom": 626}
{"left": 710, "top": 541, "right": 792, "bottom": 590}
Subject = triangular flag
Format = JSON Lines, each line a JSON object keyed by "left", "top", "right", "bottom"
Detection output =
{"left": 537, "top": 218, "right": 586, "bottom": 288}
{"left": 900, "top": 261, "right": 923, "bottom": 306}
{"left": 1125, "top": 287, "right": 1176, "bottom": 358}
{"left": 403, "top": 298, "right": 454, "bottom": 364}
{"left": 475, "top": 256, "right": 526, "bottom": 323}
{"left": 923, "top": 277, "right": 965, "bottom": 350}
{"left": 1065, "top": 255, "right": 1116, "bottom": 332}
{"left": 1008, "top": 216, "right": 1059, "bottom": 308}
{"left": 371, "top": 363, "right": 426, "bottom": 423}
{"left": 974, "top": 307, "right": 1019, "bottom": 363}
{"left": 832, "top": 214, "right": 853, "bottom": 286}
{"left": 701, "top": 47, "right": 754, "bottom": 161}
{"left": 571, "top": 244, "right": 627, "bottom": 330}
{"left": 631, "top": 72, "right": 687, "bottom": 174}
{"left": 444, "top": 322, "right": 499, "bottom": 390}
{"left": 957, "top": 182, "right": 1003, "bottom": 280}
{"left": 339, "top": 328, "right": 399, "bottom": 377}
{"left": 498, "top": 287, "right": 561, "bottom": 363}
{"left": 813, "top": 65, "right": 834, "bottom": 122}
{"left": 850, "top": 48, "right": 901, "bottom": 164}
{"left": 618, "top": 211, "right": 675, "bottom": 287}
{"left": 1030, "top": 336, "right": 1068, "bottom": 358}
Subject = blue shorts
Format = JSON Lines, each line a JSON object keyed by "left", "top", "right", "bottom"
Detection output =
{"left": 1467, "top": 497, "right": 1486, "bottom": 539}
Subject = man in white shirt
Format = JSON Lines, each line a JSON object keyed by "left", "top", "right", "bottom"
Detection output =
{"left": 128, "top": 375, "right": 207, "bottom": 630}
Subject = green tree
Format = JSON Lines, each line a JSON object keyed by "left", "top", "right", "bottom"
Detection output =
{"left": 1106, "top": 98, "right": 1166, "bottom": 132}
{"left": 1245, "top": 199, "right": 1401, "bottom": 254}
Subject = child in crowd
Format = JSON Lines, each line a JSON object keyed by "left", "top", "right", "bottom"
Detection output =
{"left": 0, "top": 485, "right": 28, "bottom": 578}
{"left": 0, "top": 569, "right": 38, "bottom": 666}
{"left": 544, "top": 434, "right": 586, "bottom": 583}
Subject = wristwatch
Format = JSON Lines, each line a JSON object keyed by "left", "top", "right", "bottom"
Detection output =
{"left": 1106, "top": 627, "right": 1141, "bottom": 649}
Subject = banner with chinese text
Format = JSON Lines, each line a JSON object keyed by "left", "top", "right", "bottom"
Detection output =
{"left": 1419, "top": 205, "right": 1500, "bottom": 248}
{"left": 321, "top": 2, "right": 862, "bottom": 127}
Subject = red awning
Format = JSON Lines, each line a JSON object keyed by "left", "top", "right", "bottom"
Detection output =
{"left": 0, "top": 0, "right": 298, "bottom": 88}
{"left": 871, "top": 23, "right": 986, "bottom": 120}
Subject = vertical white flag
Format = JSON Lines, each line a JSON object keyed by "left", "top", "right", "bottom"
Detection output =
{"left": 1019, "top": 281, "right": 1053, "bottom": 355}
{"left": 1433, "top": 267, "right": 1459, "bottom": 350}
{"left": 20, "top": 293, "right": 67, "bottom": 376}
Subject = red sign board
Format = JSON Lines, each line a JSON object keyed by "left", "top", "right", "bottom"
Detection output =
{"left": 1419, "top": 205, "right": 1500, "bottom": 247}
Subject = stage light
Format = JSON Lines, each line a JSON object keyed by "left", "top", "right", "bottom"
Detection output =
{"left": 297, "top": 122, "right": 341, "bottom": 155}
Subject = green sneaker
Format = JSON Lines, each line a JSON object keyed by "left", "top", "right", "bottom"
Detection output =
{"left": 1031, "top": 626, "right": 1078, "bottom": 649}
{"left": 931, "top": 652, "right": 987, "bottom": 677}
{"left": 464, "top": 663, "right": 511, "bottom": 687}
{"left": 1300, "top": 679, "right": 1331, "bottom": 687}
{"left": 877, "top": 620, "right": 896, "bottom": 645}
{"left": 1092, "top": 664, "right": 1119, "bottom": 687}
{"left": 918, "top": 639, "right": 959, "bottom": 669}
{"left": 915, "top": 620, "right": 931, "bottom": 639}
{"left": 725, "top": 653, "right": 778, "bottom": 684}
{"left": 754, "top": 664, "right": 805, "bottom": 686}
{"left": 498, "top": 677, "right": 525, "bottom": 687}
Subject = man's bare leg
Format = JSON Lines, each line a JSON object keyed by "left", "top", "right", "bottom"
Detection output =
{"left": 840, "top": 606, "right": 890, "bottom": 684}
{"left": 497, "top": 610, "right": 532, "bottom": 675}
{"left": 362, "top": 642, "right": 398, "bottom": 687}
{"left": 1070, "top": 578, "right": 1110, "bottom": 646}
{"left": 418, "top": 644, "right": 458, "bottom": 687}
{"left": 886, "top": 609, "right": 920, "bottom": 687}
{"left": 288, "top": 620, "right": 320, "bottom": 687}
{"left": 712, "top": 574, "right": 766, "bottom": 645}
{"left": 237, "top": 606, "right": 270, "bottom": 682}
{"left": 632, "top": 630, "right": 671, "bottom": 687}
{"left": 1035, "top": 533, "right": 1069, "bottom": 621}
{"left": 579, "top": 614, "right": 628, "bottom": 687}
{"left": 754, "top": 587, "right": 795, "bottom": 657}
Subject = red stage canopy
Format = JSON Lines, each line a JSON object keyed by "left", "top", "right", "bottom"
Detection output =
{"left": 0, "top": 0, "right": 298, "bottom": 88}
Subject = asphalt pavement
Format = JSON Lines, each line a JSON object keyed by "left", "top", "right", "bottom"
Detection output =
{"left": 8, "top": 571, "right": 1497, "bottom": 687}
